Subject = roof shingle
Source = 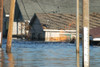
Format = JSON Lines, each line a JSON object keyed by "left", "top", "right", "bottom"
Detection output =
{"left": 30, "top": 13, "right": 100, "bottom": 38}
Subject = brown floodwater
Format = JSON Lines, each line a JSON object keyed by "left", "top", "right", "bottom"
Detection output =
{"left": 0, "top": 39, "right": 100, "bottom": 67}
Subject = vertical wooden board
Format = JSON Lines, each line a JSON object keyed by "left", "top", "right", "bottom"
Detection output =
{"left": 0, "top": 32, "right": 1, "bottom": 43}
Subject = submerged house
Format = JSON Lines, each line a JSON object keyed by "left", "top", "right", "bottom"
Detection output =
{"left": 29, "top": 13, "right": 100, "bottom": 42}
{"left": 3, "top": 0, "right": 100, "bottom": 42}
{"left": 3, "top": 0, "right": 26, "bottom": 38}
{"left": 29, "top": 13, "right": 77, "bottom": 42}
{"left": 15, "top": 0, "right": 100, "bottom": 42}
{"left": 90, "top": 26, "right": 100, "bottom": 45}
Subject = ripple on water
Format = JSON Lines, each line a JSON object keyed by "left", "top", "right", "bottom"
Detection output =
{"left": 1, "top": 39, "right": 100, "bottom": 67}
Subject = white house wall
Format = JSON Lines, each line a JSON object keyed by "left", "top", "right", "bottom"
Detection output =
{"left": 13, "top": 22, "right": 25, "bottom": 36}
{"left": 18, "top": 22, "right": 25, "bottom": 35}
{"left": 44, "top": 29, "right": 76, "bottom": 42}
{"left": 13, "top": 22, "right": 17, "bottom": 35}
{"left": 45, "top": 31, "right": 60, "bottom": 41}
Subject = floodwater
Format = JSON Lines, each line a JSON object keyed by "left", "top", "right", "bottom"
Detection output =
{"left": 0, "top": 39, "right": 100, "bottom": 67}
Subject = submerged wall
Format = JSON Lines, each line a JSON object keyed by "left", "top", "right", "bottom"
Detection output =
{"left": 44, "top": 29, "right": 76, "bottom": 42}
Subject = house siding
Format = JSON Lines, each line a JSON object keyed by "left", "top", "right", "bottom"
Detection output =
{"left": 30, "top": 18, "right": 45, "bottom": 40}
{"left": 13, "top": 22, "right": 25, "bottom": 36}
{"left": 44, "top": 30, "right": 76, "bottom": 42}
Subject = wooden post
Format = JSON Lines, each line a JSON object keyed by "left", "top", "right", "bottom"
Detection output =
{"left": 76, "top": 0, "right": 80, "bottom": 53}
{"left": 0, "top": 0, "right": 3, "bottom": 47}
{"left": 6, "top": 0, "right": 16, "bottom": 53}
{"left": 82, "top": 0, "right": 90, "bottom": 67}
{"left": 76, "top": 0, "right": 80, "bottom": 67}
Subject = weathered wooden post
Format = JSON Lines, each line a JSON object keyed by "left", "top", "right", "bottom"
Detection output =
{"left": 76, "top": 0, "right": 80, "bottom": 53}
{"left": 6, "top": 0, "right": 16, "bottom": 53}
{"left": 82, "top": 0, "right": 90, "bottom": 67}
{"left": 0, "top": 0, "right": 3, "bottom": 47}
{"left": 76, "top": 0, "right": 80, "bottom": 67}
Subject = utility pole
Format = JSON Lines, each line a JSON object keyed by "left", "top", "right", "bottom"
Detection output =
{"left": 82, "top": 0, "right": 90, "bottom": 67}
{"left": 0, "top": 0, "right": 3, "bottom": 48}
{"left": 6, "top": 0, "right": 16, "bottom": 53}
{"left": 76, "top": 0, "right": 80, "bottom": 53}
{"left": 76, "top": 0, "right": 80, "bottom": 67}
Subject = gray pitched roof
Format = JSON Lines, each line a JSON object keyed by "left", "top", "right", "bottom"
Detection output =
{"left": 3, "top": 0, "right": 23, "bottom": 21}
{"left": 31, "top": 13, "right": 76, "bottom": 30}
{"left": 30, "top": 13, "right": 100, "bottom": 37}
{"left": 17, "top": 0, "right": 100, "bottom": 20}
{"left": 4, "top": 0, "right": 100, "bottom": 21}
{"left": 30, "top": 13, "right": 100, "bottom": 30}
{"left": 90, "top": 26, "right": 100, "bottom": 38}
{"left": 3, "top": 0, "right": 11, "bottom": 14}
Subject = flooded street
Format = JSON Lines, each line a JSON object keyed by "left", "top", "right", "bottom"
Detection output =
{"left": 0, "top": 39, "right": 100, "bottom": 67}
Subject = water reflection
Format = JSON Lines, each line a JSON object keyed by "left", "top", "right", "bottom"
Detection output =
{"left": 1, "top": 39, "right": 100, "bottom": 67}
{"left": 76, "top": 52, "right": 80, "bottom": 67}
{"left": 0, "top": 48, "right": 15, "bottom": 67}
{"left": 12, "top": 47, "right": 76, "bottom": 67}
{"left": 7, "top": 52, "right": 15, "bottom": 67}
{"left": 0, "top": 48, "right": 4, "bottom": 67}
